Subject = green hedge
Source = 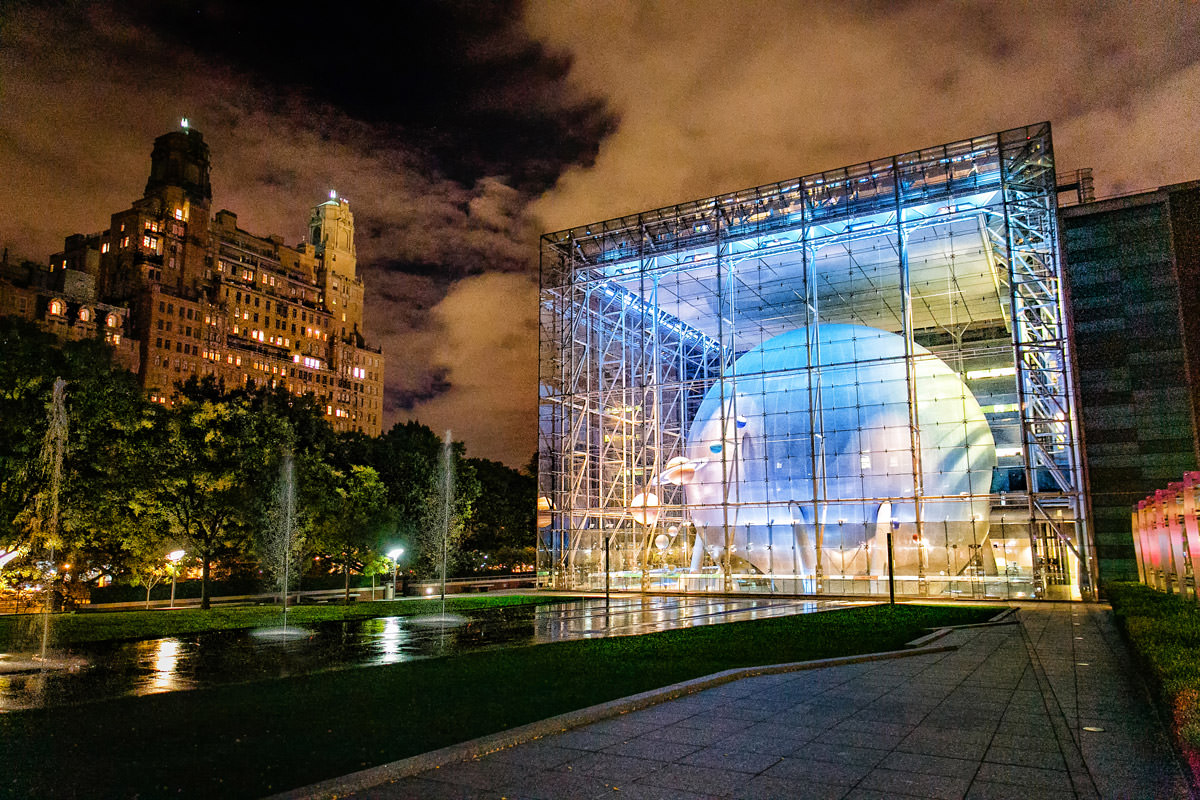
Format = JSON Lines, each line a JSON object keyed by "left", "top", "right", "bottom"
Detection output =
{"left": 1106, "top": 581, "right": 1200, "bottom": 766}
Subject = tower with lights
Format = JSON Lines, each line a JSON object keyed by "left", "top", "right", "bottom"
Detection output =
{"left": 39, "top": 121, "right": 386, "bottom": 434}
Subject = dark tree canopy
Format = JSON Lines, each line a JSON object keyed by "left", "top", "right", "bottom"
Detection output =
{"left": 0, "top": 317, "right": 535, "bottom": 606}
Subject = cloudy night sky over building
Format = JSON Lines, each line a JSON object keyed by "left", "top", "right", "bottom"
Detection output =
{"left": 3, "top": 0, "right": 1199, "bottom": 466}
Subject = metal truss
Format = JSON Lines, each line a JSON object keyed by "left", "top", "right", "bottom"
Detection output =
{"left": 998, "top": 125, "right": 1095, "bottom": 597}
{"left": 538, "top": 122, "right": 1094, "bottom": 600}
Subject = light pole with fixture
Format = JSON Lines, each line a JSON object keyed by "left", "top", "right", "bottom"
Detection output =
{"left": 387, "top": 548, "right": 405, "bottom": 599}
{"left": 167, "top": 549, "right": 185, "bottom": 608}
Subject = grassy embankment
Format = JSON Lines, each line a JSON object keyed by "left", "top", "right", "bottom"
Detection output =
{"left": 0, "top": 594, "right": 567, "bottom": 649}
{"left": 0, "top": 602, "right": 997, "bottom": 800}
{"left": 1106, "top": 581, "right": 1200, "bottom": 780}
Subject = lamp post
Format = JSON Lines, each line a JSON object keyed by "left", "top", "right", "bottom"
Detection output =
{"left": 387, "top": 548, "right": 404, "bottom": 599}
{"left": 604, "top": 533, "right": 611, "bottom": 609}
{"left": 167, "top": 549, "right": 185, "bottom": 609}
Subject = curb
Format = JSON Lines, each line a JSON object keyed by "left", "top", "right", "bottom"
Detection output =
{"left": 902, "top": 606, "right": 1017, "bottom": 649}
{"left": 263, "top": 641, "right": 959, "bottom": 800}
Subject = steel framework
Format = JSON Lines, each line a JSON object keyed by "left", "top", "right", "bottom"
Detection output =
{"left": 538, "top": 122, "right": 1094, "bottom": 600}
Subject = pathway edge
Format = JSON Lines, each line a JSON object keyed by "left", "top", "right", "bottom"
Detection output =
{"left": 263, "top": 641, "right": 958, "bottom": 800}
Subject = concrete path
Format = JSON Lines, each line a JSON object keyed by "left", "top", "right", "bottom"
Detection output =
{"left": 329, "top": 603, "right": 1191, "bottom": 800}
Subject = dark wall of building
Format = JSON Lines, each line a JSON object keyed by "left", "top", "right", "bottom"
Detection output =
{"left": 1167, "top": 186, "right": 1200, "bottom": 452}
{"left": 1062, "top": 187, "right": 1200, "bottom": 582}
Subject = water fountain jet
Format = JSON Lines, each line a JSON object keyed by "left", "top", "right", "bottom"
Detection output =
{"left": 253, "top": 449, "right": 308, "bottom": 640}
{"left": 411, "top": 430, "right": 465, "bottom": 629}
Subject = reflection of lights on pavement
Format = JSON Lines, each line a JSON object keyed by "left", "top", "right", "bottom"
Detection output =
{"left": 151, "top": 639, "right": 181, "bottom": 692}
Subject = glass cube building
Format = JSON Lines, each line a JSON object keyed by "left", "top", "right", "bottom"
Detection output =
{"left": 538, "top": 122, "right": 1095, "bottom": 600}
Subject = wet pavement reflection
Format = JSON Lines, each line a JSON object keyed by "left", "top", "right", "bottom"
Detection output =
{"left": 0, "top": 596, "right": 857, "bottom": 711}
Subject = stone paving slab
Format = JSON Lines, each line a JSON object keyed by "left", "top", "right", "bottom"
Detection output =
{"left": 286, "top": 604, "right": 1191, "bottom": 800}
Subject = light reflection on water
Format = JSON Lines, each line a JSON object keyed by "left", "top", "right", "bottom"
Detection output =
{"left": 148, "top": 638, "right": 182, "bottom": 694}
{"left": 377, "top": 616, "right": 408, "bottom": 665}
{"left": 0, "top": 597, "right": 855, "bottom": 711}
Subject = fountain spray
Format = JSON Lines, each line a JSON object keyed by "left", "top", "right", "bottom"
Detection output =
{"left": 39, "top": 378, "right": 68, "bottom": 666}
{"left": 440, "top": 430, "right": 453, "bottom": 618}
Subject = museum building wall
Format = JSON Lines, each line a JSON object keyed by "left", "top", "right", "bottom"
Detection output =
{"left": 1060, "top": 182, "right": 1200, "bottom": 583}
{"left": 538, "top": 122, "right": 1093, "bottom": 601}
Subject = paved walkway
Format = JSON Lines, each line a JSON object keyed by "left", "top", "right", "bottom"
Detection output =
{"left": 332, "top": 603, "right": 1190, "bottom": 800}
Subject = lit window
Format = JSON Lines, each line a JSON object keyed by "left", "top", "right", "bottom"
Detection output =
{"left": 78, "top": 308, "right": 91, "bottom": 322}
{"left": 101, "top": 242, "right": 110, "bottom": 254}
{"left": 49, "top": 299, "right": 64, "bottom": 316}
{"left": 965, "top": 366, "right": 1016, "bottom": 380}
{"left": 107, "top": 313, "right": 119, "bottom": 328}
{"left": 174, "top": 208, "right": 184, "bottom": 221}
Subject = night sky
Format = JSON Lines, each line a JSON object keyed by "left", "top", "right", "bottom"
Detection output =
{"left": 3, "top": 1, "right": 1199, "bottom": 466}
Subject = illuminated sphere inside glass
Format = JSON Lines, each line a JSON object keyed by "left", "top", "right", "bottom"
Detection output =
{"left": 676, "top": 324, "right": 996, "bottom": 577}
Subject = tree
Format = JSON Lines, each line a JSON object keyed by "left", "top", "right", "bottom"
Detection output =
{"left": 0, "top": 318, "right": 157, "bottom": 591}
{"left": 153, "top": 386, "right": 288, "bottom": 609}
{"left": 126, "top": 530, "right": 177, "bottom": 609}
{"left": 462, "top": 457, "right": 535, "bottom": 570}
{"left": 310, "top": 464, "right": 391, "bottom": 603}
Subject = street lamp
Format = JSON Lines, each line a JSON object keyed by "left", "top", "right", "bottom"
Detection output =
{"left": 167, "top": 549, "right": 185, "bottom": 609}
{"left": 387, "top": 548, "right": 404, "bottom": 599}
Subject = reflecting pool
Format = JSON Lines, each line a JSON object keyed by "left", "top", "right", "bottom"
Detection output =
{"left": 0, "top": 596, "right": 858, "bottom": 710}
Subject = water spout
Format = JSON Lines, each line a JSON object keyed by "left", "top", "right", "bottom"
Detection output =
{"left": 439, "top": 430, "right": 453, "bottom": 618}
{"left": 279, "top": 451, "right": 295, "bottom": 630}
{"left": 39, "top": 378, "right": 68, "bottom": 669}
{"left": 259, "top": 449, "right": 300, "bottom": 634}
{"left": 411, "top": 431, "right": 465, "bottom": 630}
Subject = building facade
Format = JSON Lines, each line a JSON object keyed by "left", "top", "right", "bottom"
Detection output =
{"left": 0, "top": 246, "right": 140, "bottom": 372}
{"left": 538, "top": 122, "right": 1094, "bottom": 601}
{"left": 1059, "top": 181, "right": 1200, "bottom": 582}
{"left": 8, "top": 122, "right": 385, "bottom": 435}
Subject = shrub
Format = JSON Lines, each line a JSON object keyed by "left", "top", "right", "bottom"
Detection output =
{"left": 1107, "top": 581, "right": 1200, "bottom": 776}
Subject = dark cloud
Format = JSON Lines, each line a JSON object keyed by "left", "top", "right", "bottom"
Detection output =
{"left": 4, "top": 0, "right": 1200, "bottom": 467}
{"left": 0, "top": 2, "right": 613, "bottom": 465}
{"left": 390, "top": 367, "right": 452, "bottom": 412}
{"left": 119, "top": 0, "right": 616, "bottom": 193}
{"left": 528, "top": 0, "right": 1200, "bottom": 230}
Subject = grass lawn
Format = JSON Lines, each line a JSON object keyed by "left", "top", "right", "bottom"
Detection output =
{"left": 0, "top": 594, "right": 569, "bottom": 649}
{"left": 0, "top": 602, "right": 997, "bottom": 799}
